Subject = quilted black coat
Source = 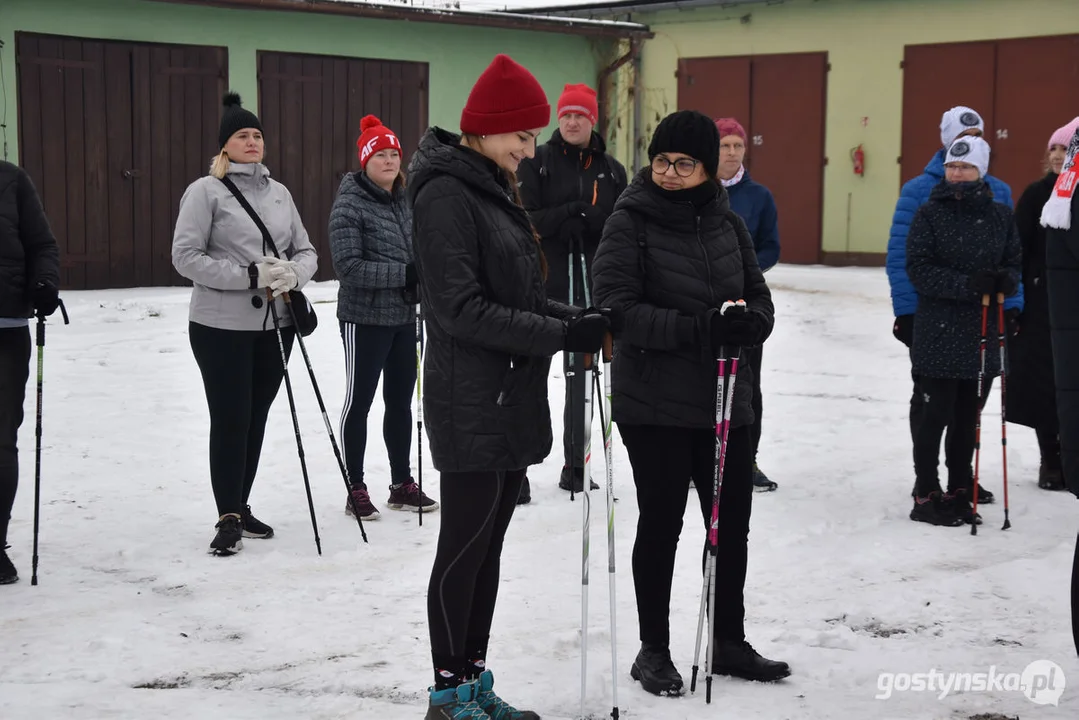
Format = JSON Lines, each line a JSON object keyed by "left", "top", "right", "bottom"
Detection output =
{"left": 407, "top": 128, "right": 574, "bottom": 473}
{"left": 907, "top": 179, "right": 1022, "bottom": 380}
{"left": 0, "top": 161, "right": 60, "bottom": 319}
{"left": 592, "top": 168, "right": 774, "bottom": 430}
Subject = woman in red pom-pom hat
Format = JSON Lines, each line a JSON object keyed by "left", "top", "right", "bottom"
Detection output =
{"left": 406, "top": 54, "right": 611, "bottom": 716}
{"left": 328, "top": 114, "right": 438, "bottom": 522}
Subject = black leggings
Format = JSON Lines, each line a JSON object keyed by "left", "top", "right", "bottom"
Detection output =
{"left": 0, "top": 326, "right": 31, "bottom": 546}
{"left": 339, "top": 322, "right": 416, "bottom": 488}
{"left": 913, "top": 377, "right": 980, "bottom": 497}
{"left": 618, "top": 424, "right": 754, "bottom": 647}
{"left": 427, "top": 468, "right": 526, "bottom": 688}
{"left": 189, "top": 322, "right": 293, "bottom": 517}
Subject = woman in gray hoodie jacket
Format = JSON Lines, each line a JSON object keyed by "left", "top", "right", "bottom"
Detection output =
{"left": 329, "top": 115, "right": 438, "bottom": 520}
{"left": 172, "top": 93, "right": 318, "bottom": 556}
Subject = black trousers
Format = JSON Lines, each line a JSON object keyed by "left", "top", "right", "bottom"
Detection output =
{"left": 618, "top": 424, "right": 753, "bottom": 647}
{"left": 189, "top": 322, "right": 293, "bottom": 517}
{"left": 562, "top": 350, "right": 593, "bottom": 469}
{"left": 910, "top": 368, "right": 994, "bottom": 490}
{"left": 913, "top": 377, "right": 982, "bottom": 497}
{"left": 745, "top": 345, "right": 764, "bottom": 463}
{"left": 428, "top": 468, "right": 526, "bottom": 687}
{"left": 0, "top": 326, "right": 31, "bottom": 547}
{"left": 339, "top": 321, "right": 416, "bottom": 488}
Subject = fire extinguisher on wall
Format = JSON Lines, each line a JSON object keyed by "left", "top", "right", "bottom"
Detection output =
{"left": 851, "top": 144, "right": 865, "bottom": 176}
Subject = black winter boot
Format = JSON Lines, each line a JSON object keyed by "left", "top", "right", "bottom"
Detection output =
{"left": 0, "top": 545, "right": 17, "bottom": 585}
{"left": 209, "top": 514, "right": 243, "bottom": 556}
{"left": 910, "top": 491, "right": 964, "bottom": 527}
{"left": 241, "top": 505, "right": 274, "bottom": 538}
{"left": 1040, "top": 461, "right": 1065, "bottom": 491}
{"left": 559, "top": 465, "right": 599, "bottom": 493}
{"left": 630, "top": 643, "right": 684, "bottom": 696}
{"left": 711, "top": 640, "right": 790, "bottom": 682}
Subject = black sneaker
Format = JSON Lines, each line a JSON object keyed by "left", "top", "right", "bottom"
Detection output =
{"left": 752, "top": 464, "right": 778, "bottom": 492}
{"left": 943, "top": 489, "right": 981, "bottom": 525}
{"left": 209, "top": 514, "right": 243, "bottom": 556}
{"left": 559, "top": 465, "right": 599, "bottom": 493}
{"left": 0, "top": 545, "right": 18, "bottom": 585}
{"left": 630, "top": 643, "right": 684, "bottom": 696}
{"left": 711, "top": 640, "right": 790, "bottom": 682}
{"left": 1039, "top": 463, "right": 1065, "bottom": 491}
{"left": 241, "top": 505, "right": 274, "bottom": 538}
{"left": 910, "top": 491, "right": 964, "bottom": 527}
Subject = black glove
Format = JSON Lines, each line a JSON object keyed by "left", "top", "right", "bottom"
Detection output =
{"left": 578, "top": 305, "right": 624, "bottom": 335}
{"left": 969, "top": 269, "right": 997, "bottom": 297}
{"left": 32, "top": 281, "right": 59, "bottom": 318}
{"left": 1005, "top": 308, "right": 1021, "bottom": 338}
{"left": 995, "top": 269, "right": 1018, "bottom": 297}
{"left": 892, "top": 314, "right": 914, "bottom": 347}
{"left": 704, "top": 302, "right": 764, "bottom": 355}
{"left": 564, "top": 312, "right": 610, "bottom": 353}
{"left": 404, "top": 263, "right": 417, "bottom": 292}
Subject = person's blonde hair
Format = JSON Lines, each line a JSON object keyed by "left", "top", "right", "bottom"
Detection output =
{"left": 461, "top": 133, "right": 547, "bottom": 281}
{"left": 210, "top": 149, "right": 230, "bottom": 179}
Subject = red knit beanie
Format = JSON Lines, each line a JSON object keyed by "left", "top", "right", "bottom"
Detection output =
{"left": 356, "top": 115, "right": 401, "bottom": 169}
{"left": 558, "top": 83, "right": 598, "bottom": 126}
{"left": 715, "top": 117, "right": 747, "bottom": 143}
{"left": 460, "top": 54, "right": 550, "bottom": 136}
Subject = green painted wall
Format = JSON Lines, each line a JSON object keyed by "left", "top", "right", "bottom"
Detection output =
{"left": 0, "top": 0, "right": 611, "bottom": 165}
{"left": 629, "top": 0, "right": 1079, "bottom": 257}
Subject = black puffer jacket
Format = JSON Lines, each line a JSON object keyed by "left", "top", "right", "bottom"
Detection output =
{"left": 592, "top": 168, "right": 774, "bottom": 430}
{"left": 518, "top": 130, "right": 628, "bottom": 303}
{"left": 407, "top": 128, "right": 574, "bottom": 473}
{"left": 907, "top": 179, "right": 1021, "bottom": 380}
{"left": 0, "top": 161, "right": 60, "bottom": 318}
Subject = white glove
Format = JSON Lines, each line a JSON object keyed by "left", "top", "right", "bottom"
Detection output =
{"left": 255, "top": 256, "right": 299, "bottom": 298}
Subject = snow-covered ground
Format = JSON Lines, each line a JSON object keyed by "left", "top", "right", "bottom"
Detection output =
{"left": 1, "top": 265, "right": 1076, "bottom": 719}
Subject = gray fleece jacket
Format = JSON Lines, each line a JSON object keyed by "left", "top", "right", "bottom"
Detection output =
{"left": 172, "top": 162, "right": 318, "bottom": 331}
{"left": 328, "top": 171, "right": 415, "bottom": 326}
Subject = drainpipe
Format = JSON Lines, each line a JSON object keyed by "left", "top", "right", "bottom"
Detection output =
{"left": 632, "top": 45, "right": 644, "bottom": 172}
{"left": 597, "top": 37, "right": 642, "bottom": 144}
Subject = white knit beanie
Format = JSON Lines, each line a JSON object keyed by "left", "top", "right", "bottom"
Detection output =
{"left": 945, "top": 136, "right": 990, "bottom": 178}
{"left": 940, "top": 106, "right": 984, "bottom": 147}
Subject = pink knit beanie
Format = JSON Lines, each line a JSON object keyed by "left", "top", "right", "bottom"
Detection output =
{"left": 1049, "top": 117, "right": 1079, "bottom": 149}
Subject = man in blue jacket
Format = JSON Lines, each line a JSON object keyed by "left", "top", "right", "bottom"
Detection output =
{"left": 716, "top": 118, "right": 780, "bottom": 492}
{"left": 886, "top": 106, "right": 1023, "bottom": 504}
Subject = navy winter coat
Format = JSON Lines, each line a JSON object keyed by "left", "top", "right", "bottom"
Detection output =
{"left": 888, "top": 148, "right": 1021, "bottom": 317}
{"left": 726, "top": 168, "right": 779, "bottom": 271}
{"left": 907, "top": 179, "right": 1021, "bottom": 380}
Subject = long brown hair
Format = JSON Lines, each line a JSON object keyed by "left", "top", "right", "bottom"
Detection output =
{"left": 462, "top": 134, "right": 548, "bottom": 281}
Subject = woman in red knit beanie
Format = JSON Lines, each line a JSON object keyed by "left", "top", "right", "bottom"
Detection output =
{"left": 406, "top": 54, "right": 610, "bottom": 718}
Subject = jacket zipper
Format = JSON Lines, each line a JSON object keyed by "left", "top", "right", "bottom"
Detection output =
{"left": 695, "top": 214, "right": 717, "bottom": 306}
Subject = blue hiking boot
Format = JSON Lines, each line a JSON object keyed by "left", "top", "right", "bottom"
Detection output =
{"left": 425, "top": 680, "right": 490, "bottom": 720}
{"left": 752, "top": 464, "right": 777, "bottom": 492}
{"left": 475, "top": 670, "right": 540, "bottom": 720}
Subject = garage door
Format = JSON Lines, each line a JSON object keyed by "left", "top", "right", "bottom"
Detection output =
{"left": 16, "top": 32, "right": 226, "bottom": 289}
{"left": 901, "top": 35, "right": 1079, "bottom": 199}
{"left": 257, "top": 51, "right": 429, "bottom": 282}
{"left": 678, "top": 52, "right": 828, "bottom": 265}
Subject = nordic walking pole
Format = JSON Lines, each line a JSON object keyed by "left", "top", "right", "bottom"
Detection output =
{"left": 568, "top": 235, "right": 577, "bottom": 503}
{"left": 283, "top": 294, "right": 367, "bottom": 543}
{"left": 269, "top": 289, "right": 321, "bottom": 555}
{"left": 32, "top": 298, "right": 69, "bottom": 586}
{"left": 580, "top": 346, "right": 595, "bottom": 720}
{"left": 594, "top": 332, "right": 619, "bottom": 720}
{"left": 416, "top": 303, "right": 424, "bottom": 527}
{"left": 972, "top": 294, "right": 990, "bottom": 536}
{"left": 996, "top": 293, "right": 1011, "bottom": 530}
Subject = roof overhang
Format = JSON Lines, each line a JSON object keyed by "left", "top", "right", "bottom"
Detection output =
{"left": 147, "top": 0, "right": 654, "bottom": 39}
{"left": 508, "top": 0, "right": 773, "bottom": 19}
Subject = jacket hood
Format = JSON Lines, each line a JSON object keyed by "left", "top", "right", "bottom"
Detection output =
{"left": 924, "top": 148, "right": 947, "bottom": 180}
{"left": 613, "top": 166, "right": 730, "bottom": 230}
{"left": 407, "top": 127, "right": 517, "bottom": 207}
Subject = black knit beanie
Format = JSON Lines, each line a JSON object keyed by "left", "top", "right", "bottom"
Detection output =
{"left": 647, "top": 110, "right": 720, "bottom": 179}
{"left": 218, "top": 92, "right": 263, "bottom": 150}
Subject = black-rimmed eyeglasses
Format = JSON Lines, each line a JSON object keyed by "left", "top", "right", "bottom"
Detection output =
{"left": 651, "top": 155, "right": 700, "bottom": 177}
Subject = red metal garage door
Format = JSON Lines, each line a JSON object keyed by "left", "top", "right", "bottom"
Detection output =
{"left": 678, "top": 52, "right": 828, "bottom": 265}
{"left": 257, "top": 51, "right": 429, "bottom": 282}
{"left": 16, "top": 32, "right": 226, "bottom": 289}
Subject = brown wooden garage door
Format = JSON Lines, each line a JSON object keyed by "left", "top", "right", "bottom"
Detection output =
{"left": 901, "top": 35, "right": 1079, "bottom": 199}
{"left": 678, "top": 52, "right": 828, "bottom": 265}
{"left": 16, "top": 33, "right": 226, "bottom": 290}
{"left": 257, "top": 51, "right": 429, "bottom": 282}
